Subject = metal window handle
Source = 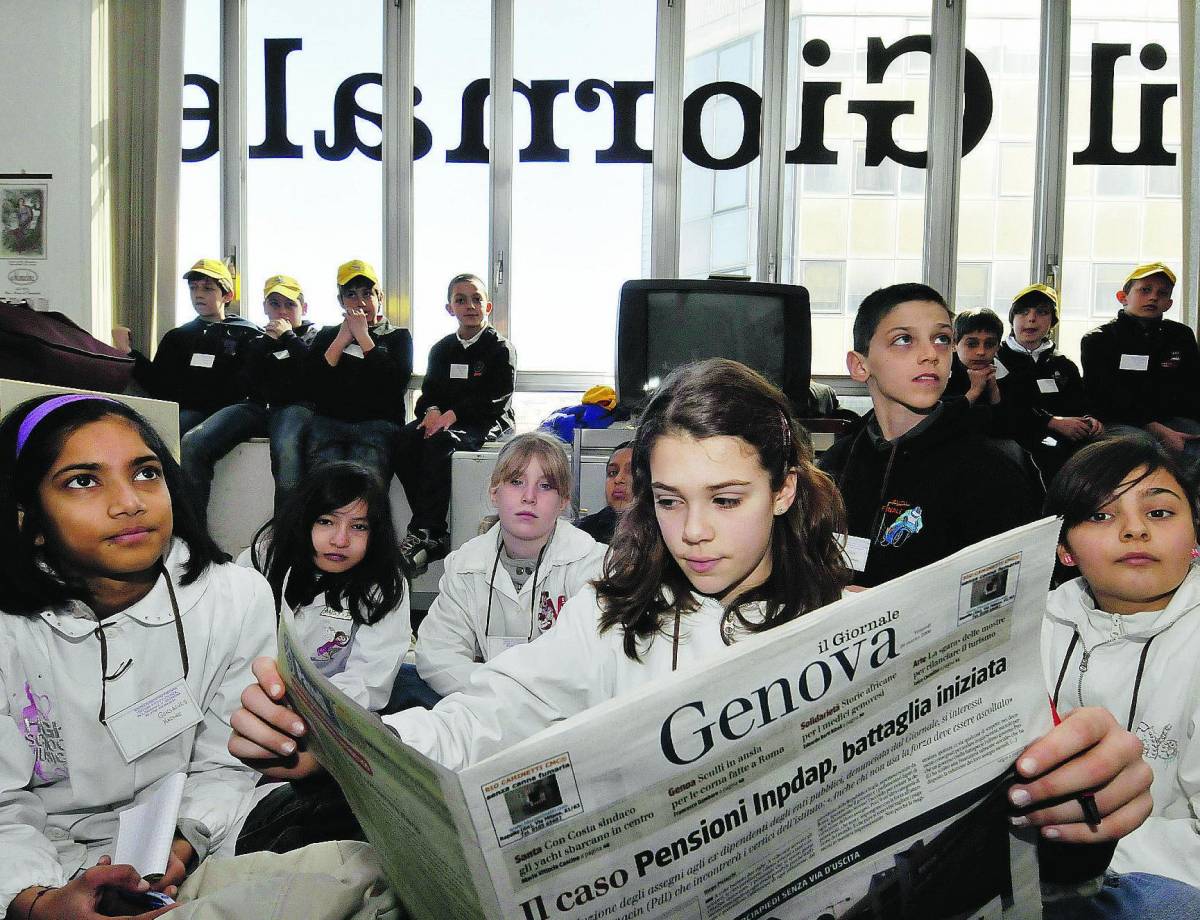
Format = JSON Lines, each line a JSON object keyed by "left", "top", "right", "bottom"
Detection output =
{"left": 495, "top": 250, "right": 505, "bottom": 288}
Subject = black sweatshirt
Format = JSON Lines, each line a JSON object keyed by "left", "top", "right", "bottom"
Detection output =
{"left": 305, "top": 320, "right": 413, "bottom": 424}
{"left": 244, "top": 321, "right": 319, "bottom": 408}
{"left": 995, "top": 340, "right": 1090, "bottom": 448}
{"left": 1080, "top": 311, "right": 1200, "bottom": 427}
{"left": 817, "top": 401, "right": 1037, "bottom": 588}
{"left": 131, "top": 315, "right": 261, "bottom": 414}
{"left": 414, "top": 326, "right": 516, "bottom": 438}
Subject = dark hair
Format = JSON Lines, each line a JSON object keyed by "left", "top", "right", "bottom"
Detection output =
{"left": 595, "top": 359, "right": 850, "bottom": 661}
{"left": 252, "top": 461, "right": 404, "bottom": 625}
{"left": 853, "top": 283, "right": 950, "bottom": 354}
{"left": 953, "top": 309, "right": 1003, "bottom": 342}
{"left": 1122, "top": 272, "right": 1174, "bottom": 295}
{"left": 337, "top": 276, "right": 380, "bottom": 299}
{"left": 607, "top": 441, "right": 633, "bottom": 462}
{"left": 184, "top": 271, "right": 232, "bottom": 294}
{"left": 446, "top": 272, "right": 489, "bottom": 303}
{"left": 1009, "top": 291, "right": 1058, "bottom": 327}
{"left": 0, "top": 395, "right": 225, "bottom": 615}
{"left": 1044, "top": 432, "right": 1199, "bottom": 539}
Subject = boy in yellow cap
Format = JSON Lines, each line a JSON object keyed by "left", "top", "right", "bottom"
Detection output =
{"left": 394, "top": 272, "right": 516, "bottom": 574}
{"left": 180, "top": 273, "right": 319, "bottom": 517}
{"left": 304, "top": 259, "right": 413, "bottom": 487}
{"left": 113, "top": 257, "right": 261, "bottom": 435}
{"left": 1080, "top": 262, "right": 1200, "bottom": 469}
{"left": 995, "top": 283, "right": 1101, "bottom": 481}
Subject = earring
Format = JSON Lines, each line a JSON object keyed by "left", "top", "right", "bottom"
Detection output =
{"left": 774, "top": 505, "right": 786, "bottom": 515}
{"left": 1191, "top": 547, "right": 1199, "bottom": 560}
{"left": 1061, "top": 552, "right": 1075, "bottom": 566}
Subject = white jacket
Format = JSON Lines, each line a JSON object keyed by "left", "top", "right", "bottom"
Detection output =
{"left": 0, "top": 541, "right": 275, "bottom": 914}
{"left": 1042, "top": 566, "right": 1200, "bottom": 888}
{"left": 391, "top": 584, "right": 758, "bottom": 771}
{"left": 236, "top": 547, "right": 412, "bottom": 711}
{"left": 415, "top": 522, "right": 607, "bottom": 695}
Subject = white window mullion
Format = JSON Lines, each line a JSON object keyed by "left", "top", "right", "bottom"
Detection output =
{"left": 1029, "top": 0, "right": 1070, "bottom": 300}
{"left": 219, "top": 0, "right": 247, "bottom": 313}
{"left": 757, "top": 0, "right": 789, "bottom": 283}
{"left": 651, "top": 0, "right": 685, "bottom": 277}
{"left": 383, "top": 0, "right": 415, "bottom": 329}
{"left": 490, "top": 0, "right": 514, "bottom": 336}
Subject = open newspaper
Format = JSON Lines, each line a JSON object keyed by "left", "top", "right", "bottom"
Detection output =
{"left": 278, "top": 516, "right": 1062, "bottom": 920}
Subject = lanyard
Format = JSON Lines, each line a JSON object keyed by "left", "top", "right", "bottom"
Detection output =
{"left": 1051, "top": 629, "right": 1154, "bottom": 732}
{"left": 669, "top": 606, "right": 736, "bottom": 673}
{"left": 95, "top": 565, "right": 189, "bottom": 724}
{"left": 483, "top": 533, "right": 550, "bottom": 642}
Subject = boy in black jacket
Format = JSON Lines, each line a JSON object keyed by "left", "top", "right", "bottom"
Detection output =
{"left": 996, "top": 284, "right": 1101, "bottom": 482}
{"left": 305, "top": 259, "right": 413, "bottom": 487}
{"left": 114, "top": 258, "right": 260, "bottom": 434}
{"left": 395, "top": 273, "right": 516, "bottom": 574}
{"left": 1080, "top": 261, "right": 1200, "bottom": 472}
{"left": 180, "top": 273, "right": 319, "bottom": 517}
{"left": 817, "top": 283, "right": 1036, "bottom": 588}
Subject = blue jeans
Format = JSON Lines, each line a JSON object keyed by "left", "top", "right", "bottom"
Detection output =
{"left": 382, "top": 663, "right": 442, "bottom": 714}
{"left": 1044, "top": 872, "right": 1200, "bottom": 920}
{"left": 178, "top": 407, "right": 211, "bottom": 436}
{"left": 181, "top": 401, "right": 267, "bottom": 520}
{"left": 266, "top": 403, "right": 314, "bottom": 511}
{"left": 307, "top": 415, "right": 400, "bottom": 486}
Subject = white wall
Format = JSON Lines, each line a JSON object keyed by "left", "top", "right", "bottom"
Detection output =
{"left": 0, "top": 0, "right": 93, "bottom": 330}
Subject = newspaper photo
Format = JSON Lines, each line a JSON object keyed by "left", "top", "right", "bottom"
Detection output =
{"left": 278, "top": 516, "right": 1062, "bottom": 920}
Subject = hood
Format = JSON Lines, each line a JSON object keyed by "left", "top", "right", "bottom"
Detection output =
{"left": 1046, "top": 564, "right": 1200, "bottom": 643}
{"left": 220, "top": 314, "right": 262, "bottom": 331}
{"left": 455, "top": 520, "right": 601, "bottom": 575}
{"left": 1003, "top": 334, "right": 1055, "bottom": 360}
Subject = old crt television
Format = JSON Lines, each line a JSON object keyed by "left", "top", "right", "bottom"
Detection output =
{"left": 615, "top": 279, "right": 811, "bottom": 410}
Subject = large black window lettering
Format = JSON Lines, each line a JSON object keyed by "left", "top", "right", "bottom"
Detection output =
{"left": 786, "top": 39, "right": 839, "bottom": 166}
{"left": 682, "top": 81, "right": 761, "bottom": 170}
{"left": 445, "top": 78, "right": 571, "bottom": 163}
{"left": 249, "top": 38, "right": 303, "bottom": 159}
{"left": 181, "top": 74, "right": 219, "bottom": 163}
{"left": 315, "top": 72, "right": 382, "bottom": 161}
{"left": 575, "top": 79, "right": 653, "bottom": 164}
{"left": 1073, "top": 43, "right": 1176, "bottom": 167}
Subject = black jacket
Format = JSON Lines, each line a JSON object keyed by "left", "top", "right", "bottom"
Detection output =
{"left": 995, "top": 340, "right": 1089, "bottom": 448}
{"left": 245, "top": 321, "right": 319, "bottom": 408}
{"left": 817, "top": 401, "right": 1037, "bottom": 588}
{"left": 305, "top": 320, "right": 413, "bottom": 424}
{"left": 414, "top": 327, "right": 516, "bottom": 437}
{"left": 131, "top": 315, "right": 261, "bottom": 414}
{"left": 1080, "top": 311, "right": 1200, "bottom": 427}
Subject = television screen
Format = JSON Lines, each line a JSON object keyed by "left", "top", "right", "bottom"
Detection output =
{"left": 616, "top": 279, "right": 810, "bottom": 411}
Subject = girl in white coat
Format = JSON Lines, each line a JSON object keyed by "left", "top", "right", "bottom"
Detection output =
{"left": 246, "top": 461, "right": 411, "bottom": 712}
{"left": 232, "top": 359, "right": 1170, "bottom": 915}
{"left": 1043, "top": 433, "right": 1200, "bottom": 889}
{"left": 0, "top": 394, "right": 275, "bottom": 920}
{"left": 415, "top": 432, "right": 607, "bottom": 695}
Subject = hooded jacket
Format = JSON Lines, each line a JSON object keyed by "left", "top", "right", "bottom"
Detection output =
{"left": 245, "top": 320, "right": 320, "bottom": 409}
{"left": 414, "top": 522, "right": 607, "bottom": 696}
{"left": 131, "top": 315, "right": 262, "bottom": 414}
{"left": 1080, "top": 310, "right": 1200, "bottom": 427}
{"left": 995, "top": 338, "right": 1090, "bottom": 448}
{"left": 415, "top": 327, "right": 517, "bottom": 438}
{"left": 817, "top": 402, "right": 1037, "bottom": 588}
{"left": 305, "top": 320, "right": 413, "bottom": 424}
{"left": 1042, "top": 567, "right": 1200, "bottom": 888}
{"left": 395, "top": 585, "right": 764, "bottom": 771}
{"left": 0, "top": 542, "right": 275, "bottom": 914}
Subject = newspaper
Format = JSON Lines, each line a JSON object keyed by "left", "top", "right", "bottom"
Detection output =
{"left": 278, "top": 516, "right": 1061, "bottom": 920}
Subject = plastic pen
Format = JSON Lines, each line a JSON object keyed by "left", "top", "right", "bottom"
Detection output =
{"left": 1048, "top": 696, "right": 1103, "bottom": 827}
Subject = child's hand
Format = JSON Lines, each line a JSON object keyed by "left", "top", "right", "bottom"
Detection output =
{"left": 1148, "top": 421, "right": 1200, "bottom": 455}
{"left": 418, "top": 407, "right": 442, "bottom": 434}
{"left": 228, "top": 657, "right": 324, "bottom": 781}
{"left": 424, "top": 408, "right": 457, "bottom": 438}
{"left": 20, "top": 859, "right": 176, "bottom": 919}
{"left": 345, "top": 308, "right": 371, "bottom": 343}
{"left": 112, "top": 326, "right": 132, "bottom": 354}
{"left": 1048, "top": 416, "right": 1092, "bottom": 441}
{"left": 263, "top": 319, "right": 291, "bottom": 340}
{"left": 148, "top": 838, "right": 194, "bottom": 897}
{"left": 1008, "top": 706, "right": 1151, "bottom": 843}
{"left": 965, "top": 366, "right": 994, "bottom": 404}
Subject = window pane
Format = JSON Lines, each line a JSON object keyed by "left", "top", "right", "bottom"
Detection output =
{"left": 509, "top": 0, "right": 655, "bottom": 374}
{"left": 177, "top": 0, "right": 222, "bottom": 324}
{"left": 1060, "top": 4, "right": 1182, "bottom": 362}
{"left": 954, "top": 2, "right": 1039, "bottom": 322}
{"left": 783, "top": 3, "right": 931, "bottom": 374}
{"left": 413, "top": 0, "right": 491, "bottom": 374}
{"left": 679, "top": 8, "right": 762, "bottom": 280}
{"left": 244, "top": 0, "right": 383, "bottom": 330}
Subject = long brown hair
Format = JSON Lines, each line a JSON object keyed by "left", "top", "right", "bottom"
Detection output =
{"left": 595, "top": 359, "right": 849, "bottom": 660}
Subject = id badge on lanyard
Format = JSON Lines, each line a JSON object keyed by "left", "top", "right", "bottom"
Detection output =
{"left": 99, "top": 567, "right": 203, "bottom": 763}
{"left": 484, "top": 635, "right": 529, "bottom": 661}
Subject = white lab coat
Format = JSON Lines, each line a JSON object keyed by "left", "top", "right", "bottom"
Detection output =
{"left": 414, "top": 522, "right": 607, "bottom": 695}
{"left": 0, "top": 541, "right": 275, "bottom": 915}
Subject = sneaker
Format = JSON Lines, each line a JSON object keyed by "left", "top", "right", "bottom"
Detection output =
{"left": 399, "top": 528, "right": 450, "bottom": 577}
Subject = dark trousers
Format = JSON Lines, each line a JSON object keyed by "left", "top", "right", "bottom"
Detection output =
{"left": 394, "top": 421, "right": 487, "bottom": 536}
{"left": 308, "top": 415, "right": 400, "bottom": 488}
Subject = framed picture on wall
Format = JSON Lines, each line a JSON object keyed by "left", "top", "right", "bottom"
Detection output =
{"left": 0, "top": 182, "right": 47, "bottom": 260}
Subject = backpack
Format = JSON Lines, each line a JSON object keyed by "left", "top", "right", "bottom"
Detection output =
{"left": 0, "top": 299, "right": 134, "bottom": 393}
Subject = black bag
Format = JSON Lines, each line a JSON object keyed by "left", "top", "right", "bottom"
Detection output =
{"left": 0, "top": 299, "right": 134, "bottom": 393}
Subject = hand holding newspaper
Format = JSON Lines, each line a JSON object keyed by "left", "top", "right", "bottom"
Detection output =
{"left": 277, "top": 517, "right": 1061, "bottom": 919}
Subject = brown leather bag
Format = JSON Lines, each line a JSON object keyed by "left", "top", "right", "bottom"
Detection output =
{"left": 0, "top": 299, "right": 133, "bottom": 393}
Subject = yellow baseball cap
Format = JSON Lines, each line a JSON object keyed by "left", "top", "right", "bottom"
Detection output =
{"left": 1012, "top": 283, "right": 1058, "bottom": 305}
{"left": 263, "top": 274, "right": 303, "bottom": 302}
{"left": 184, "top": 258, "right": 233, "bottom": 292}
{"left": 1124, "top": 261, "right": 1177, "bottom": 286}
{"left": 336, "top": 259, "right": 380, "bottom": 288}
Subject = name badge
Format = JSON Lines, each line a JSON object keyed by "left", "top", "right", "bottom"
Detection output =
{"left": 450, "top": 363, "right": 469, "bottom": 380}
{"left": 485, "top": 636, "right": 528, "bottom": 661}
{"left": 189, "top": 353, "right": 215, "bottom": 369}
{"left": 993, "top": 360, "right": 1009, "bottom": 380}
{"left": 1119, "top": 353, "right": 1149, "bottom": 372}
{"left": 273, "top": 349, "right": 290, "bottom": 360}
{"left": 344, "top": 343, "right": 364, "bottom": 359}
{"left": 836, "top": 532, "right": 871, "bottom": 573}
{"left": 105, "top": 677, "right": 204, "bottom": 764}
{"left": 1036, "top": 378, "right": 1059, "bottom": 394}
